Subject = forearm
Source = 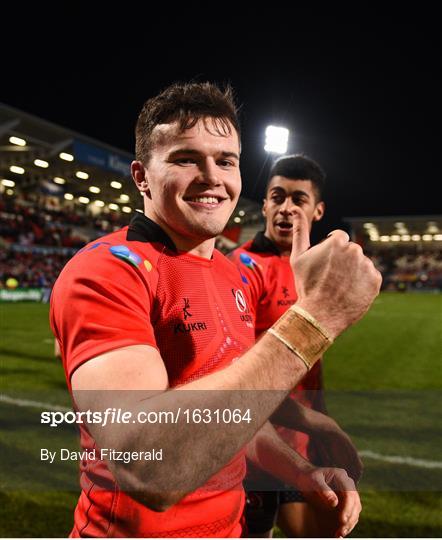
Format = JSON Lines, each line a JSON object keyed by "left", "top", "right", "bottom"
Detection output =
{"left": 79, "top": 332, "right": 309, "bottom": 508}
{"left": 246, "top": 421, "right": 314, "bottom": 488}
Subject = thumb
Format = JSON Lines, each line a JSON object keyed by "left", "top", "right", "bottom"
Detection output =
{"left": 291, "top": 207, "right": 310, "bottom": 260}
{"left": 313, "top": 476, "right": 339, "bottom": 509}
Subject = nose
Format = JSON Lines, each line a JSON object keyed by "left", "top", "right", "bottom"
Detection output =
{"left": 197, "top": 158, "right": 221, "bottom": 186}
{"left": 278, "top": 196, "right": 295, "bottom": 215}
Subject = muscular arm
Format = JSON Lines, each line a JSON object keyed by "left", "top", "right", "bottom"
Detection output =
{"left": 72, "top": 332, "right": 307, "bottom": 511}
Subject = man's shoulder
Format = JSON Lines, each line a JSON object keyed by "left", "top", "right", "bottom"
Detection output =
{"left": 53, "top": 226, "right": 163, "bottom": 291}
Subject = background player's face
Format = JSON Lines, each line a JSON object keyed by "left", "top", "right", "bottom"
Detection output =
{"left": 139, "top": 118, "right": 241, "bottom": 245}
{"left": 262, "top": 176, "right": 325, "bottom": 251}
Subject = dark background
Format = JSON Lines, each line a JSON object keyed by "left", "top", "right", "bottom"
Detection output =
{"left": 2, "top": 11, "right": 439, "bottom": 240}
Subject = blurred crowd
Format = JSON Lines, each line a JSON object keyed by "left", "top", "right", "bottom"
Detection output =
{"left": 1, "top": 192, "right": 441, "bottom": 293}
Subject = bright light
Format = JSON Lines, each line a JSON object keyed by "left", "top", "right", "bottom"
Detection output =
{"left": 9, "top": 136, "right": 26, "bottom": 146}
{"left": 397, "top": 228, "right": 408, "bottom": 235}
{"left": 391, "top": 235, "right": 400, "bottom": 241}
{"left": 34, "top": 159, "right": 49, "bottom": 168}
{"left": 427, "top": 223, "right": 439, "bottom": 234}
{"left": 401, "top": 235, "right": 411, "bottom": 241}
{"left": 94, "top": 200, "right": 105, "bottom": 207}
{"left": 59, "top": 152, "right": 74, "bottom": 162}
{"left": 122, "top": 206, "right": 132, "bottom": 213}
{"left": 53, "top": 177, "right": 66, "bottom": 185}
{"left": 10, "top": 165, "right": 25, "bottom": 174}
{"left": 380, "top": 235, "right": 390, "bottom": 242}
{"left": 76, "top": 171, "right": 89, "bottom": 180}
{"left": 89, "top": 186, "right": 101, "bottom": 194}
{"left": 369, "top": 234, "right": 379, "bottom": 241}
{"left": 422, "top": 234, "right": 433, "bottom": 241}
{"left": 120, "top": 194, "right": 130, "bottom": 202}
{"left": 78, "top": 196, "right": 90, "bottom": 204}
{"left": 394, "top": 222, "right": 405, "bottom": 228}
{"left": 234, "top": 217, "right": 241, "bottom": 223}
{"left": 64, "top": 193, "right": 74, "bottom": 200}
{"left": 264, "top": 126, "right": 289, "bottom": 154}
{"left": 6, "top": 189, "right": 14, "bottom": 195}
{"left": 363, "top": 223, "right": 375, "bottom": 229}
{"left": 238, "top": 210, "right": 245, "bottom": 217}
{"left": 411, "top": 234, "right": 421, "bottom": 241}
{"left": 110, "top": 181, "right": 122, "bottom": 189}
{"left": 108, "top": 203, "right": 120, "bottom": 211}
{"left": 1, "top": 179, "right": 15, "bottom": 187}
{"left": 434, "top": 234, "right": 442, "bottom": 241}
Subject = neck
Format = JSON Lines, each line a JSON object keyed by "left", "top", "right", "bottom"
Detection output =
{"left": 144, "top": 209, "right": 215, "bottom": 260}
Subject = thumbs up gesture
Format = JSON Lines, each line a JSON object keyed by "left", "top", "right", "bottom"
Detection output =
{"left": 290, "top": 207, "right": 382, "bottom": 340}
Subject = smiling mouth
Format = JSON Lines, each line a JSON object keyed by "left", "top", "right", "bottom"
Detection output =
{"left": 183, "top": 196, "right": 226, "bottom": 207}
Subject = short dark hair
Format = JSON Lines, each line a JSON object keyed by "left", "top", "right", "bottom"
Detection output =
{"left": 267, "top": 154, "right": 326, "bottom": 201}
{"left": 135, "top": 81, "right": 240, "bottom": 164}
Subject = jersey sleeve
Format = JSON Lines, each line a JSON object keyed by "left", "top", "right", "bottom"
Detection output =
{"left": 228, "top": 248, "right": 265, "bottom": 318}
{"left": 50, "top": 245, "right": 158, "bottom": 383}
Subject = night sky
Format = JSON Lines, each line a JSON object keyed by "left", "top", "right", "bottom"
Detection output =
{"left": 2, "top": 13, "right": 439, "bottom": 241}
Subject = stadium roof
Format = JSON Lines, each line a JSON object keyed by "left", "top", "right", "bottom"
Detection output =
{"left": 344, "top": 215, "right": 442, "bottom": 246}
{"left": 0, "top": 103, "right": 261, "bottom": 227}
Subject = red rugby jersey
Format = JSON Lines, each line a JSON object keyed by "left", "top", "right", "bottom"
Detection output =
{"left": 50, "top": 213, "right": 255, "bottom": 537}
{"left": 229, "top": 232, "right": 323, "bottom": 458}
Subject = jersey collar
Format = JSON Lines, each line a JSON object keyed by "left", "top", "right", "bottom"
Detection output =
{"left": 127, "top": 212, "right": 177, "bottom": 252}
{"left": 249, "top": 231, "right": 281, "bottom": 255}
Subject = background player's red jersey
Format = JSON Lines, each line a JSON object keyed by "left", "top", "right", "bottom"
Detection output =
{"left": 230, "top": 232, "right": 323, "bottom": 459}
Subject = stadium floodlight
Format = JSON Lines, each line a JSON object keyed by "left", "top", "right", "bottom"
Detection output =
{"left": 108, "top": 203, "right": 120, "bottom": 211}
{"left": 110, "top": 181, "right": 122, "bottom": 189}
{"left": 401, "top": 235, "right": 411, "bottom": 241}
{"left": 363, "top": 222, "right": 375, "bottom": 229}
{"left": 122, "top": 206, "right": 132, "bottom": 213}
{"left": 394, "top": 222, "right": 405, "bottom": 228}
{"left": 238, "top": 210, "right": 245, "bottom": 216}
{"left": 1, "top": 179, "right": 15, "bottom": 188}
{"left": 64, "top": 193, "right": 74, "bottom": 200}
{"left": 422, "top": 234, "right": 433, "bottom": 241}
{"left": 10, "top": 165, "right": 25, "bottom": 174}
{"left": 391, "top": 235, "right": 401, "bottom": 241}
{"left": 120, "top": 194, "right": 130, "bottom": 202}
{"left": 427, "top": 223, "right": 438, "bottom": 234}
{"left": 89, "top": 186, "right": 101, "bottom": 194}
{"left": 76, "top": 171, "right": 89, "bottom": 180}
{"left": 34, "top": 159, "right": 49, "bottom": 168}
{"left": 78, "top": 196, "right": 90, "bottom": 204}
{"left": 6, "top": 189, "right": 14, "bottom": 195}
{"left": 94, "top": 200, "right": 105, "bottom": 207}
{"left": 53, "top": 177, "right": 66, "bottom": 185}
{"left": 9, "top": 136, "right": 26, "bottom": 146}
{"left": 380, "top": 235, "right": 390, "bottom": 242}
{"left": 411, "top": 234, "right": 421, "bottom": 241}
{"left": 434, "top": 234, "right": 442, "bottom": 241}
{"left": 234, "top": 217, "right": 241, "bottom": 223}
{"left": 264, "top": 126, "right": 289, "bottom": 154}
{"left": 59, "top": 152, "right": 74, "bottom": 162}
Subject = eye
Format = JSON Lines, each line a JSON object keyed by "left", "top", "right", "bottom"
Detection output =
{"left": 175, "top": 158, "right": 196, "bottom": 165}
{"left": 271, "top": 194, "right": 285, "bottom": 204}
{"left": 217, "top": 159, "right": 235, "bottom": 168}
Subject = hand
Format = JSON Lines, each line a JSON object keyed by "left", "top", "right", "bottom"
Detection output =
{"left": 289, "top": 206, "right": 382, "bottom": 339}
{"left": 309, "top": 418, "right": 363, "bottom": 483}
{"left": 295, "top": 465, "right": 362, "bottom": 538}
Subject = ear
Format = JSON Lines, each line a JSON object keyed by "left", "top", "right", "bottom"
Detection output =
{"left": 262, "top": 197, "right": 268, "bottom": 218}
{"left": 313, "top": 201, "right": 325, "bottom": 222}
{"left": 131, "top": 161, "right": 150, "bottom": 197}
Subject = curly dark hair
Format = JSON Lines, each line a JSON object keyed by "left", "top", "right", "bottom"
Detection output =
{"left": 135, "top": 82, "right": 240, "bottom": 164}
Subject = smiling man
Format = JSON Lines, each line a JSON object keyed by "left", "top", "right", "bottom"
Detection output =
{"left": 50, "top": 82, "right": 381, "bottom": 537}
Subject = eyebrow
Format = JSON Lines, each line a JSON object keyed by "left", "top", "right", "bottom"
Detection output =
{"left": 168, "top": 148, "right": 240, "bottom": 161}
{"left": 270, "top": 187, "right": 310, "bottom": 198}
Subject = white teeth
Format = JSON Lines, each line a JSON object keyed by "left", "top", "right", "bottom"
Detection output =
{"left": 189, "top": 197, "right": 219, "bottom": 204}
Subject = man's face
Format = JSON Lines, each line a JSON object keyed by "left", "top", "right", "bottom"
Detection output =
{"left": 263, "top": 176, "right": 325, "bottom": 251}
{"left": 135, "top": 118, "right": 241, "bottom": 245}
